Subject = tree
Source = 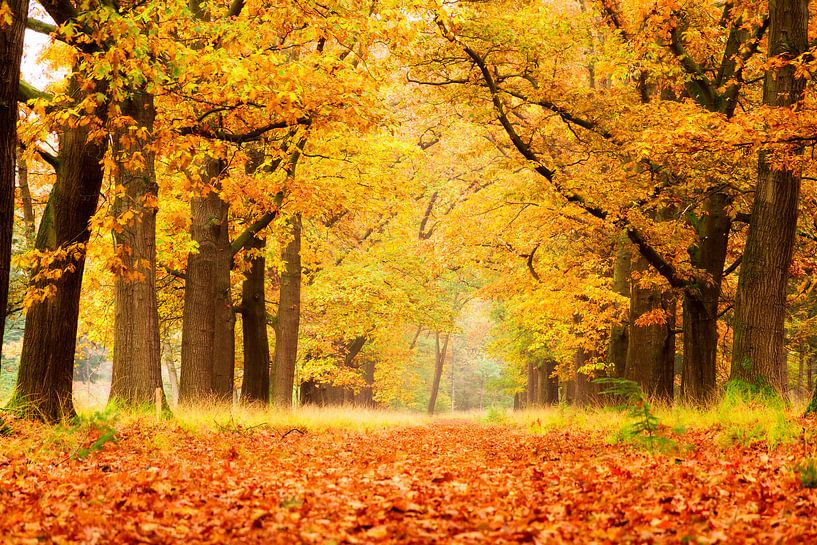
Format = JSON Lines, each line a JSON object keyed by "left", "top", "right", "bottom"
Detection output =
{"left": 0, "top": 0, "right": 30, "bottom": 363}
{"left": 731, "top": 0, "right": 809, "bottom": 394}
{"left": 13, "top": 74, "right": 108, "bottom": 420}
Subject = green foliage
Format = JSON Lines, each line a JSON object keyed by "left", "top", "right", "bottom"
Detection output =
{"left": 795, "top": 458, "right": 817, "bottom": 489}
{"left": 596, "top": 378, "right": 678, "bottom": 455}
{"left": 484, "top": 406, "right": 509, "bottom": 425}
{"left": 70, "top": 408, "right": 119, "bottom": 461}
{"left": 712, "top": 381, "right": 797, "bottom": 448}
{"left": 723, "top": 379, "right": 784, "bottom": 409}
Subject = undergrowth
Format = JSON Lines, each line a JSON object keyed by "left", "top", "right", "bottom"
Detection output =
{"left": 516, "top": 380, "right": 804, "bottom": 451}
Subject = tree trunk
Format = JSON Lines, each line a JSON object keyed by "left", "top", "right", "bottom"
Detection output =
{"left": 13, "top": 86, "right": 107, "bottom": 421}
{"left": 575, "top": 349, "right": 602, "bottom": 406}
{"left": 211, "top": 218, "right": 234, "bottom": 400}
{"left": 16, "top": 147, "right": 35, "bottom": 242}
{"left": 797, "top": 345, "right": 805, "bottom": 397}
{"left": 271, "top": 213, "right": 302, "bottom": 407}
{"left": 179, "top": 159, "right": 228, "bottom": 402}
{"left": 427, "top": 331, "right": 449, "bottom": 415}
{"left": 526, "top": 360, "right": 536, "bottom": 408}
{"left": 535, "top": 364, "right": 546, "bottom": 406}
{"left": 357, "top": 358, "right": 375, "bottom": 407}
{"left": 625, "top": 254, "right": 676, "bottom": 401}
{"left": 544, "top": 359, "right": 559, "bottom": 404}
{"left": 109, "top": 90, "right": 165, "bottom": 408}
{"left": 0, "top": 0, "right": 30, "bottom": 361}
{"left": 682, "top": 191, "right": 731, "bottom": 403}
{"left": 731, "top": 0, "right": 808, "bottom": 394}
{"left": 608, "top": 236, "right": 630, "bottom": 377}
{"left": 240, "top": 235, "right": 270, "bottom": 403}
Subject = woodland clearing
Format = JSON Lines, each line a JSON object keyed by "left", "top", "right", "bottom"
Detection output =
{"left": 1, "top": 407, "right": 816, "bottom": 545}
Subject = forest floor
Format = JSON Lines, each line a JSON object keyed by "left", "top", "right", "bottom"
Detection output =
{"left": 2, "top": 410, "right": 817, "bottom": 544}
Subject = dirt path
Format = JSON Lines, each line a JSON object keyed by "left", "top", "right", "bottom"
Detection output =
{"left": 2, "top": 421, "right": 815, "bottom": 544}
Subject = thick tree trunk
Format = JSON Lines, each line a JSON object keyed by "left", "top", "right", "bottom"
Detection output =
{"left": 731, "top": 0, "right": 808, "bottom": 394}
{"left": 109, "top": 91, "right": 165, "bottom": 408}
{"left": 240, "top": 235, "right": 270, "bottom": 403}
{"left": 271, "top": 213, "right": 302, "bottom": 407}
{"left": 179, "top": 159, "right": 228, "bottom": 402}
{"left": 427, "top": 331, "right": 449, "bottom": 415}
{"left": 13, "top": 98, "right": 107, "bottom": 421}
{"left": 625, "top": 254, "right": 676, "bottom": 401}
{"left": 608, "top": 236, "right": 630, "bottom": 377}
{"left": 682, "top": 191, "right": 731, "bottom": 403}
{"left": 0, "top": 0, "right": 30, "bottom": 361}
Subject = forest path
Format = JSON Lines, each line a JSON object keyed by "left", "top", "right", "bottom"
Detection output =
{"left": 2, "top": 420, "right": 815, "bottom": 544}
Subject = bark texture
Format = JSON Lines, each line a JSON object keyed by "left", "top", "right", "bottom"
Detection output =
{"left": 730, "top": 0, "right": 808, "bottom": 393}
{"left": 608, "top": 237, "right": 631, "bottom": 378}
{"left": 0, "top": 0, "right": 30, "bottom": 361}
{"left": 13, "top": 94, "right": 107, "bottom": 421}
{"left": 427, "top": 332, "right": 450, "bottom": 415}
{"left": 271, "top": 213, "right": 302, "bottom": 407}
{"left": 625, "top": 255, "right": 676, "bottom": 401}
{"left": 179, "top": 159, "right": 228, "bottom": 402}
{"left": 212, "top": 222, "right": 235, "bottom": 400}
{"left": 240, "top": 235, "right": 270, "bottom": 403}
{"left": 543, "top": 359, "right": 559, "bottom": 404}
{"left": 109, "top": 91, "right": 165, "bottom": 407}
{"left": 16, "top": 147, "right": 35, "bottom": 242}
{"left": 682, "top": 191, "right": 731, "bottom": 403}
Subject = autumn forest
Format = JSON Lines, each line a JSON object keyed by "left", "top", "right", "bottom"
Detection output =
{"left": 3, "top": 0, "right": 817, "bottom": 543}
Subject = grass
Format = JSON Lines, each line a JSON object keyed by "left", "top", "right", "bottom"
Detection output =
{"left": 511, "top": 391, "right": 804, "bottom": 450}
{"left": 0, "top": 383, "right": 810, "bottom": 463}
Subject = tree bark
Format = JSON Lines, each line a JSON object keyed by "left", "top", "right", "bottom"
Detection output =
{"left": 179, "top": 159, "right": 228, "bottom": 402}
{"left": 544, "top": 359, "right": 559, "bottom": 404}
{"left": 526, "top": 360, "right": 536, "bottom": 408}
{"left": 731, "top": 0, "right": 808, "bottom": 394}
{"left": 240, "top": 235, "right": 270, "bottom": 403}
{"left": 109, "top": 90, "right": 165, "bottom": 408}
{"left": 271, "top": 213, "right": 302, "bottom": 407}
{"left": 535, "top": 364, "right": 546, "bottom": 406}
{"left": 357, "top": 358, "right": 375, "bottom": 407}
{"left": 13, "top": 83, "right": 107, "bottom": 421}
{"left": 608, "top": 236, "right": 630, "bottom": 378}
{"left": 625, "top": 254, "right": 676, "bottom": 401}
{"left": 682, "top": 191, "right": 731, "bottom": 403}
{"left": 0, "top": 0, "right": 30, "bottom": 362}
{"left": 427, "top": 331, "right": 450, "bottom": 415}
{"left": 575, "top": 349, "right": 602, "bottom": 406}
{"left": 797, "top": 345, "right": 805, "bottom": 397}
{"left": 211, "top": 217, "right": 235, "bottom": 400}
{"left": 16, "top": 147, "right": 35, "bottom": 243}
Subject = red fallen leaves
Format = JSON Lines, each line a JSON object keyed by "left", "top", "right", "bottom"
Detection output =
{"left": 1, "top": 422, "right": 817, "bottom": 544}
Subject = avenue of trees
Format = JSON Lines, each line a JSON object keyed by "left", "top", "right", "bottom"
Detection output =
{"left": 2, "top": 0, "right": 817, "bottom": 420}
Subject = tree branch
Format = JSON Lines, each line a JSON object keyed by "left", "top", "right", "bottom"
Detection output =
{"left": 26, "top": 18, "right": 57, "bottom": 35}
{"left": 178, "top": 117, "right": 310, "bottom": 143}
{"left": 18, "top": 80, "right": 52, "bottom": 103}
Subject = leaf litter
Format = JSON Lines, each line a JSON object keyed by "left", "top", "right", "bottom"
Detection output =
{"left": 1, "top": 420, "right": 817, "bottom": 544}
